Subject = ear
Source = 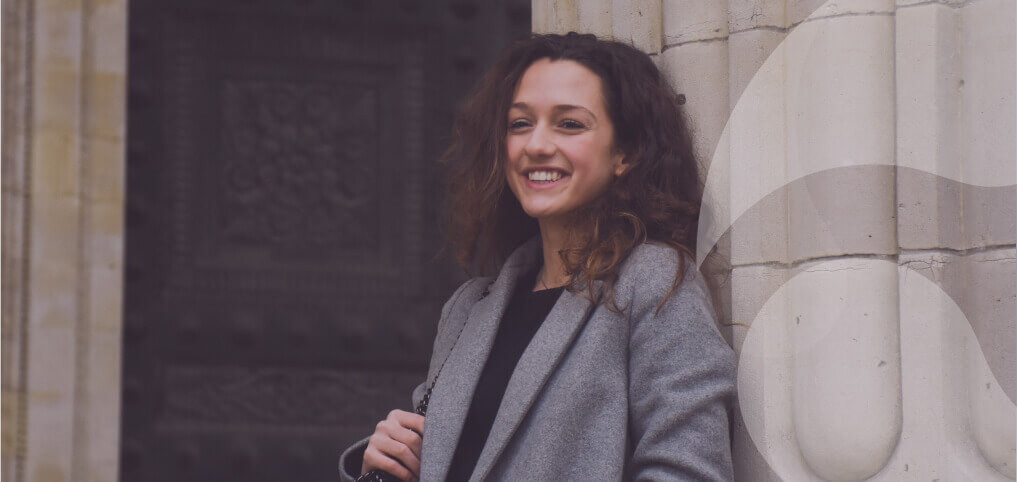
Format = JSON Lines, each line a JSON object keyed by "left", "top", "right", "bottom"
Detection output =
{"left": 613, "top": 153, "right": 629, "bottom": 177}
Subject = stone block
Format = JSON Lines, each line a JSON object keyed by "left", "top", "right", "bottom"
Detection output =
{"left": 780, "top": 15, "right": 896, "bottom": 261}
{"left": 899, "top": 247, "right": 1016, "bottom": 402}
{"left": 86, "top": 0, "right": 127, "bottom": 75}
{"left": 960, "top": 182, "right": 1017, "bottom": 248}
{"left": 86, "top": 202, "right": 124, "bottom": 332}
{"left": 785, "top": 0, "right": 828, "bottom": 26}
{"left": 729, "top": 178, "right": 788, "bottom": 265}
{"left": 789, "top": 257, "right": 901, "bottom": 481}
{"left": 958, "top": 0, "right": 1016, "bottom": 190}
{"left": 25, "top": 321, "right": 76, "bottom": 479}
{"left": 892, "top": 248, "right": 1017, "bottom": 480}
{"left": 34, "top": 2, "right": 83, "bottom": 68}
{"left": 728, "top": 264, "right": 789, "bottom": 354}
{"left": 895, "top": 3, "right": 960, "bottom": 246}
{"left": 896, "top": 1, "right": 1016, "bottom": 251}
{"left": 662, "top": 0, "right": 728, "bottom": 46}
{"left": 84, "top": 328, "right": 122, "bottom": 480}
{"left": 797, "top": 0, "right": 894, "bottom": 23}
{"left": 84, "top": 73, "right": 126, "bottom": 141}
{"left": 658, "top": 40, "right": 729, "bottom": 176}
{"left": 784, "top": 14, "right": 895, "bottom": 179}
{"left": 897, "top": 0, "right": 964, "bottom": 7}
{"left": 731, "top": 404, "right": 784, "bottom": 482}
{"left": 727, "top": 28, "right": 785, "bottom": 106}
{"left": 83, "top": 138, "right": 125, "bottom": 204}
{"left": 788, "top": 165, "right": 897, "bottom": 261}
{"left": 28, "top": 197, "right": 80, "bottom": 329}
{"left": 576, "top": 0, "right": 612, "bottom": 38}
{"left": 728, "top": 0, "right": 785, "bottom": 32}
{"left": 612, "top": 0, "right": 662, "bottom": 53}
{"left": 31, "top": 129, "right": 80, "bottom": 198}
{"left": 532, "top": 0, "right": 578, "bottom": 35}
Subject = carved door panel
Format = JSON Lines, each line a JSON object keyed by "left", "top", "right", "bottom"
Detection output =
{"left": 122, "top": 2, "right": 530, "bottom": 481}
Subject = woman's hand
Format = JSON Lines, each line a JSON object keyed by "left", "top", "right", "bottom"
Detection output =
{"left": 361, "top": 409, "right": 425, "bottom": 482}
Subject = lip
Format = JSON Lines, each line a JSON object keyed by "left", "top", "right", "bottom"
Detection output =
{"left": 520, "top": 168, "right": 570, "bottom": 190}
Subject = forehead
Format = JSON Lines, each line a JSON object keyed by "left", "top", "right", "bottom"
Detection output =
{"left": 511, "top": 59, "right": 606, "bottom": 112}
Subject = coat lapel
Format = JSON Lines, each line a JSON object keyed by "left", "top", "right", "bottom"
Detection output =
{"left": 420, "top": 238, "right": 541, "bottom": 482}
{"left": 469, "top": 285, "right": 598, "bottom": 481}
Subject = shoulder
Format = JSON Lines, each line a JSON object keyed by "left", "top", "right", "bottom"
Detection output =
{"left": 615, "top": 242, "right": 707, "bottom": 311}
{"left": 441, "top": 276, "right": 493, "bottom": 319}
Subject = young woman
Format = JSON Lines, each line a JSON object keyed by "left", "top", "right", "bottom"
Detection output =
{"left": 339, "top": 32, "right": 736, "bottom": 482}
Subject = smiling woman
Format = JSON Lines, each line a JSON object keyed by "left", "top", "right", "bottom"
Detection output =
{"left": 504, "top": 59, "right": 627, "bottom": 231}
{"left": 339, "top": 32, "right": 736, "bottom": 482}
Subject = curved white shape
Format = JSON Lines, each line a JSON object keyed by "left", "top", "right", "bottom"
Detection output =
{"left": 739, "top": 259, "right": 1017, "bottom": 481}
{"left": 791, "top": 259, "right": 901, "bottom": 481}
{"left": 738, "top": 259, "right": 902, "bottom": 481}
{"left": 866, "top": 265, "right": 1017, "bottom": 481}
{"left": 969, "top": 334, "right": 1017, "bottom": 478}
{"left": 696, "top": 3, "right": 1017, "bottom": 268}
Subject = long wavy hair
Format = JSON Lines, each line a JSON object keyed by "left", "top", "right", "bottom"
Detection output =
{"left": 443, "top": 32, "right": 701, "bottom": 311}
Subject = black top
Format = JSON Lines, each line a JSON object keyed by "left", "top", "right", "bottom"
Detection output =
{"left": 445, "top": 269, "right": 564, "bottom": 482}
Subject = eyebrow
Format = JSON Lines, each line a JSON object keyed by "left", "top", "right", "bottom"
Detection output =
{"left": 509, "top": 102, "right": 597, "bottom": 119}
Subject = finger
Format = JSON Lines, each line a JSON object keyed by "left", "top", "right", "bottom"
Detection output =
{"left": 363, "top": 443, "right": 414, "bottom": 481}
{"left": 373, "top": 435, "right": 421, "bottom": 478}
{"left": 389, "top": 410, "right": 426, "bottom": 435}
{"left": 385, "top": 425, "right": 423, "bottom": 459}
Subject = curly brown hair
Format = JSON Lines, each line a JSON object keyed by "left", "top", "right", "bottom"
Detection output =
{"left": 443, "top": 32, "right": 701, "bottom": 311}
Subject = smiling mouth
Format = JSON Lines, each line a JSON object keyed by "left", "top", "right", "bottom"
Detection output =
{"left": 526, "top": 170, "right": 566, "bottom": 183}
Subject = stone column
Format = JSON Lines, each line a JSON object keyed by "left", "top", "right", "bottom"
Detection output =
{"left": 532, "top": 0, "right": 1016, "bottom": 480}
{"left": 1, "top": 0, "right": 127, "bottom": 481}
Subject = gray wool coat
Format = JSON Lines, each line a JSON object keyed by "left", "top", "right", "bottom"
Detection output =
{"left": 339, "top": 238, "right": 736, "bottom": 481}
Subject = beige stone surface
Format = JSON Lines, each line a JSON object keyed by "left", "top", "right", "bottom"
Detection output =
{"left": 611, "top": 0, "right": 662, "bottom": 53}
{"left": 658, "top": 40, "right": 729, "bottom": 175}
{"left": 727, "top": 27, "right": 784, "bottom": 106}
{"left": 784, "top": 14, "right": 896, "bottom": 179}
{"left": 900, "top": 247, "right": 1017, "bottom": 402}
{"left": 725, "top": 27, "right": 788, "bottom": 266}
{"left": 959, "top": 0, "right": 1017, "bottom": 189}
{"left": 788, "top": 166, "right": 898, "bottom": 261}
{"left": 576, "top": 0, "right": 612, "bottom": 38}
{"left": 789, "top": 258, "right": 901, "bottom": 481}
{"left": 3, "top": 0, "right": 128, "bottom": 481}
{"left": 800, "top": 0, "right": 894, "bottom": 21}
{"left": 897, "top": 0, "right": 965, "bottom": 7}
{"left": 896, "top": 1, "right": 1017, "bottom": 251}
{"left": 729, "top": 263, "right": 790, "bottom": 353}
{"left": 785, "top": 0, "right": 833, "bottom": 26}
{"left": 728, "top": 0, "right": 786, "bottom": 32}
{"left": 662, "top": 0, "right": 728, "bottom": 46}
{"left": 729, "top": 181, "right": 788, "bottom": 265}
{"left": 532, "top": 0, "right": 579, "bottom": 34}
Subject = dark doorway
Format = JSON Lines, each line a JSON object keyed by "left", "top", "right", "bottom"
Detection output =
{"left": 121, "top": 1, "right": 530, "bottom": 480}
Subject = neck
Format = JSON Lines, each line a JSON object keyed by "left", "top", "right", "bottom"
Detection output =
{"left": 536, "top": 218, "right": 571, "bottom": 290}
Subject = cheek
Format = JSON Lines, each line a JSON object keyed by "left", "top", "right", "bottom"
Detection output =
{"left": 505, "top": 136, "right": 525, "bottom": 162}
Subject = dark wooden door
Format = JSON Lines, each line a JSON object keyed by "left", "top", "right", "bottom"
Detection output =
{"left": 122, "top": 1, "right": 529, "bottom": 480}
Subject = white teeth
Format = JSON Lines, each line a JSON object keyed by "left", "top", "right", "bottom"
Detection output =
{"left": 528, "top": 170, "right": 562, "bottom": 182}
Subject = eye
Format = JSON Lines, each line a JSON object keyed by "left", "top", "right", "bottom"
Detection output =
{"left": 508, "top": 119, "right": 532, "bottom": 131}
{"left": 559, "top": 119, "right": 586, "bottom": 130}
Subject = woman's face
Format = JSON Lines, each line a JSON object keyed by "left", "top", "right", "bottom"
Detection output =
{"left": 504, "top": 58, "right": 626, "bottom": 224}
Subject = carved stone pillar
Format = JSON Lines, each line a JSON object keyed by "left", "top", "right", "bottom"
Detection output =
{"left": 1, "top": 0, "right": 127, "bottom": 481}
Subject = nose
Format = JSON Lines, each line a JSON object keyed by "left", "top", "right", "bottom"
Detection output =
{"left": 524, "top": 123, "right": 556, "bottom": 158}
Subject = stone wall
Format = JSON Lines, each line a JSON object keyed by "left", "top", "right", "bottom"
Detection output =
{"left": 1, "top": 0, "right": 127, "bottom": 481}
{"left": 534, "top": 0, "right": 1015, "bottom": 480}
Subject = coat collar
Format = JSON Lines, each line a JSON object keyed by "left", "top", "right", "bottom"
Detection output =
{"left": 420, "top": 237, "right": 598, "bottom": 481}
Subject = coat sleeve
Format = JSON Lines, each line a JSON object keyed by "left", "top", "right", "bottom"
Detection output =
{"left": 624, "top": 250, "right": 737, "bottom": 482}
{"left": 337, "top": 278, "right": 483, "bottom": 481}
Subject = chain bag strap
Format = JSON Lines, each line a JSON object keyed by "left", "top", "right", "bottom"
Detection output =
{"left": 355, "top": 281, "right": 489, "bottom": 482}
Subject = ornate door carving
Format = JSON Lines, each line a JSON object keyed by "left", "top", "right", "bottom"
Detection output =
{"left": 122, "top": 1, "right": 529, "bottom": 480}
